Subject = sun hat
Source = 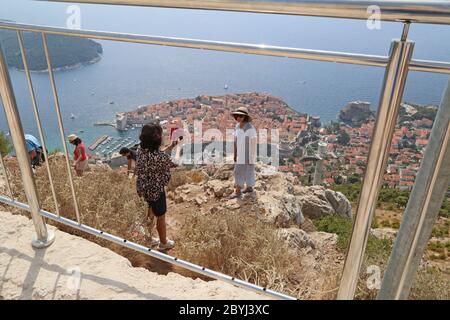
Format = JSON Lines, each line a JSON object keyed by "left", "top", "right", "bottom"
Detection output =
{"left": 231, "top": 106, "right": 252, "bottom": 121}
{"left": 67, "top": 134, "right": 78, "bottom": 142}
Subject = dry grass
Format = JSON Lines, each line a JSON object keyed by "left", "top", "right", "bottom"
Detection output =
{"left": 2, "top": 157, "right": 152, "bottom": 247}
{"left": 177, "top": 210, "right": 306, "bottom": 297}
{"left": 167, "top": 169, "right": 205, "bottom": 192}
{"left": 410, "top": 268, "right": 450, "bottom": 300}
{"left": 1, "top": 158, "right": 447, "bottom": 299}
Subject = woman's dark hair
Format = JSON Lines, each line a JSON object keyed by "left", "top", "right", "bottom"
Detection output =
{"left": 72, "top": 138, "right": 82, "bottom": 146}
{"left": 139, "top": 123, "right": 162, "bottom": 152}
{"left": 233, "top": 114, "right": 250, "bottom": 122}
{"left": 119, "top": 147, "right": 130, "bottom": 155}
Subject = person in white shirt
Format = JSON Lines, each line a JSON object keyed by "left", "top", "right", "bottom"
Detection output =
{"left": 230, "top": 106, "right": 257, "bottom": 199}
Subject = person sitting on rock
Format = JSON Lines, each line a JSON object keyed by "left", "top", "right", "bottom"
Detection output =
{"left": 230, "top": 106, "right": 257, "bottom": 198}
{"left": 135, "top": 123, "right": 178, "bottom": 250}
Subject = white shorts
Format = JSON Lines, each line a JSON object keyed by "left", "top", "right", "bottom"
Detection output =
{"left": 234, "top": 164, "right": 255, "bottom": 188}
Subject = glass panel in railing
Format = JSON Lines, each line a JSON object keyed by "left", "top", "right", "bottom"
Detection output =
{"left": 1, "top": 2, "right": 449, "bottom": 299}
{"left": 358, "top": 67, "right": 449, "bottom": 299}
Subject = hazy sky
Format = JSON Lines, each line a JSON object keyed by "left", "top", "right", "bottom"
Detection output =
{"left": 1, "top": 0, "right": 449, "bottom": 60}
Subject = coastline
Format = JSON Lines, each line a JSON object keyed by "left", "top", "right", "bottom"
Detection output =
{"left": 10, "top": 54, "right": 102, "bottom": 73}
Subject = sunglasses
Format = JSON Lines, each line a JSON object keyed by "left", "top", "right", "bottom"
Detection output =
{"left": 233, "top": 114, "right": 245, "bottom": 119}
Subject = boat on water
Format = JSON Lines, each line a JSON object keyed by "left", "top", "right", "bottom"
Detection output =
{"left": 224, "top": 84, "right": 229, "bottom": 90}
{"left": 109, "top": 101, "right": 115, "bottom": 105}
{"left": 70, "top": 113, "right": 75, "bottom": 120}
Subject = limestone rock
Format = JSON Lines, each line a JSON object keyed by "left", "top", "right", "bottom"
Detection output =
{"left": 324, "top": 189, "right": 352, "bottom": 218}
{"left": 174, "top": 184, "right": 205, "bottom": 203}
{"left": 0, "top": 211, "right": 265, "bottom": 300}
{"left": 295, "top": 186, "right": 352, "bottom": 219}
{"left": 370, "top": 228, "right": 398, "bottom": 240}
{"left": 194, "top": 196, "right": 208, "bottom": 206}
{"left": 259, "top": 193, "right": 304, "bottom": 227}
{"left": 212, "top": 164, "right": 234, "bottom": 180}
{"left": 224, "top": 199, "right": 240, "bottom": 210}
{"left": 309, "top": 231, "right": 338, "bottom": 248}
{"left": 276, "top": 228, "right": 315, "bottom": 250}
{"left": 204, "top": 179, "right": 232, "bottom": 198}
{"left": 299, "top": 194, "right": 334, "bottom": 219}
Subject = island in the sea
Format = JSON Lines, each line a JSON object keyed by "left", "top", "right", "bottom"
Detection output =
{"left": 0, "top": 29, "right": 103, "bottom": 71}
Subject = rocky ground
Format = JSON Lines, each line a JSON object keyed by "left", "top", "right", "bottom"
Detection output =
{"left": 0, "top": 211, "right": 267, "bottom": 300}
{"left": 0, "top": 158, "right": 447, "bottom": 299}
{"left": 157, "top": 164, "right": 353, "bottom": 299}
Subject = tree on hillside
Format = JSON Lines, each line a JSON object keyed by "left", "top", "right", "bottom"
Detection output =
{"left": 0, "top": 131, "right": 11, "bottom": 156}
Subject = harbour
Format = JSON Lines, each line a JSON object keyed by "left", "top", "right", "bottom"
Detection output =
{"left": 88, "top": 134, "right": 109, "bottom": 151}
{"left": 93, "top": 135, "right": 139, "bottom": 159}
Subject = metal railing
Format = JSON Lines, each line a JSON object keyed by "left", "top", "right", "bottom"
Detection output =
{"left": 0, "top": 0, "right": 449, "bottom": 300}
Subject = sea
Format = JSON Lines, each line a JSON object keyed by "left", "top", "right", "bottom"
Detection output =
{"left": 0, "top": 1, "right": 449, "bottom": 151}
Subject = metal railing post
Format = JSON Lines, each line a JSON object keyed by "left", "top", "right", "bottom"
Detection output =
{"left": 0, "top": 42, "right": 55, "bottom": 248}
{"left": 17, "top": 30, "right": 61, "bottom": 217}
{"left": 337, "top": 25, "right": 414, "bottom": 299}
{"left": 41, "top": 32, "right": 82, "bottom": 224}
{"left": 377, "top": 78, "right": 450, "bottom": 300}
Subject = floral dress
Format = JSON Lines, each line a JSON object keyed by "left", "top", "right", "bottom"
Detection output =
{"left": 135, "top": 148, "right": 177, "bottom": 203}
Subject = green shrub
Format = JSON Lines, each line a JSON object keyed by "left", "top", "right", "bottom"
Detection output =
{"left": 313, "top": 215, "right": 353, "bottom": 251}
{"left": 332, "top": 183, "right": 450, "bottom": 215}
{"left": 313, "top": 215, "right": 392, "bottom": 259}
{"left": 0, "top": 130, "right": 11, "bottom": 156}
{"left": 381, "top": 220, "right": 391, "bottom": 228}
{"left": 391, "top": 220, "right": 401, "bottom": 229}
{"left": 431, "top": 226, "right": 447, "bottom": 238}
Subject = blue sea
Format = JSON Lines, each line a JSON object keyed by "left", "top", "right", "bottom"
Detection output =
{"left": 0, "top": 0, "right": 449, "bottom": 150}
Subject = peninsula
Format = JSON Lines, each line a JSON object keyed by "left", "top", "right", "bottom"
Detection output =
{"left": 0, "top": 29, "right": 103, "bottom": 71}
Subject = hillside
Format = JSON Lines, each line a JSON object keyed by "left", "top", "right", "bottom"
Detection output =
{"left": 0, "top": 29, "right": 102, "bottom": 71}
{"left": 0, "top": 157, "right": 448, "bottom": 299}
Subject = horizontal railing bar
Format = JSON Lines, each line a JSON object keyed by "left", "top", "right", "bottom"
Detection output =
{"left": 40, "top": 1, "right": 450, "bottom": 25}
{"left": 409, "top": 58, "right": 450, "bottom": 74}
{"left": 0, "top": 195, "right": 29, "bottom": 211}
{"left": 0, "top": 22, "right": 388, "bottom": 68}
{"left": 0, "top": 195, "right": 296, "bottom": 300}
{"left": 1, "top": 21, "right": 450, "bottom": 74}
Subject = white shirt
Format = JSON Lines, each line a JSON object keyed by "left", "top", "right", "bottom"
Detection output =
{"left": 234, "top": 122, "right": 257, "bottom": 164}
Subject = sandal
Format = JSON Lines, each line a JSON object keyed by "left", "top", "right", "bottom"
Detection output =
{"left": 229, "top": 192, "right": 242, "bottom": 199}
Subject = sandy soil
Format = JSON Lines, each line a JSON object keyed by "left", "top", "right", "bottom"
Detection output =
{"left": 0, "top": 211, "right": 267, "bottom": 300}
